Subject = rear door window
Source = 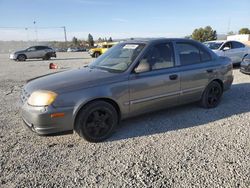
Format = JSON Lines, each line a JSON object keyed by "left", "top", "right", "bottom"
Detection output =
{"left": 177, "top": 42, "right": 211, "bottom": 66}
{"left": 232, "top": 41, "right": 245, "bottom": 49}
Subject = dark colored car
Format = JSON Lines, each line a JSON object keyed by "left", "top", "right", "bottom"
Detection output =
{"left": 240, "top": 54, "right": 250, "bottom": 74}
{"left": 21, "top": 38, "right": 233, "bottom": 142}
{"left": 10, "top": 46, "right": 56, "bottom": 61}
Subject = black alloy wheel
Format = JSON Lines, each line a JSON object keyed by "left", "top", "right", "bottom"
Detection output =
{"left": 201, "top": 81, "right": 223, "bottom": 108}
{"left": 75, "top": 101, "right": 118, "bottom": 142}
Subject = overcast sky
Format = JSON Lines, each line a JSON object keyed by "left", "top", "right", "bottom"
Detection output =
{"left": 0, "top": 0, "right": 249, "bottom": 41}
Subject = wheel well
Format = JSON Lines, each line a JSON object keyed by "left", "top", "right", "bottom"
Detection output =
{"left": 212, "top": 79, "right": 224, "bottom": 90}
{"left": 74, "top": 98, "right": 121, "bottom": 127}
{"left": 18, "top": 54, "right": 27, "bottom": 58}
{"left": 243, "top": 54, "right": 248, "bottom": 60}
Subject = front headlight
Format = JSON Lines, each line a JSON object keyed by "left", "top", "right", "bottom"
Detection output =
{"left": 27, "top": 90, "right": 57, "bottom": 106}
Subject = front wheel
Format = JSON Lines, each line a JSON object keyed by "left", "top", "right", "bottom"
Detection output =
{"left": 200, "top": 81, "right": 223, "bottom": 108}
{"left": 75, "top": 101, "right": 118, "bottom": 142}
{"left": 17, "top": 54, "right": 26, "bottom": 61}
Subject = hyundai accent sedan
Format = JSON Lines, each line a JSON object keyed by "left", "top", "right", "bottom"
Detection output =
{"left": 21, "top": 38, "right": 233, "bottom": 142}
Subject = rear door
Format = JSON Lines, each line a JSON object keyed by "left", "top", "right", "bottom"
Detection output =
{"left": 231, "top": 41, "right": 247, "bottom": 63}
{"left": 129, "top": 42, "right": 180, "bottom": 115}
{"left": 34, "top": 46, "right": 46, "bottom": 57}
{"left": 175, "top": 42, "right": 216, "bottom": 103}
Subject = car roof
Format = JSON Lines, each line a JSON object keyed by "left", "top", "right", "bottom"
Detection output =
{"left": 114, "top": 37, "right": 216, "bottom": 45}
{"left": 205, "top": 40, "right": 245, "bottom": 43}
{"left": 29, "top": 45, "right": 50, "bottom": 48}
{"left": 122, "top": 38, "right": 204, "bottom": 45}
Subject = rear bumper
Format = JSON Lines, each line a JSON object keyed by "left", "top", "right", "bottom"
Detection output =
{"left": 48, "top": 52, "right": 57, "bottom": 58}
{"left": 21, "top": 103, "right": 74, "bottom": 135}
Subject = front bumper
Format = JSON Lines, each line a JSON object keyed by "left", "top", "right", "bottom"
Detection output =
{"left": 240, "top": 65, "right": 250, "bottom": 75}
{"left": 9, "top": 53, "right": 17, "bottom": 60}
{"left": 21, "top": 103, "right": 74, "bottom": 135}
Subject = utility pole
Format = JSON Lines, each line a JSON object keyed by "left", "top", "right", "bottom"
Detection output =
{"left": 62, "top": 26, "right": 67, "bottom": 42}
{"left": 33, "top": 21, "right": 38, "bottom": 42}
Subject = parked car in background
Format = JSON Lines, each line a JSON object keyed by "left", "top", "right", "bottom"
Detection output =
{"left": 67, "top": 47, "right": 86, "bottom": 52}
{"left": 88, "top": 42, "right": 118, "bottom": 58}
{"left": 204, "top": 40, "right": 250, "bottom": 65}
{"left": 54, "top": 48, "right": 67, "bottom": 52}
{"left": 10, "top": 46, "right": 56, "bottom": 61}
{"left": 21, "top": 38, "right": 233, "bottom": 142}
{"left": 240, "top": 54, "right": 250, "bottom": 74}
{"left": 67, "top": 47, "right": 78, "bottom": 52}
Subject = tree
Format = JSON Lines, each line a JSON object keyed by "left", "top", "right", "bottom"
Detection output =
{"left": 227, "top": 31, "right": 235, "bottom": 35}
{"left": 88, "top": 33, "right": 94, "bottom": 47}
{"left": 239, "top": 28, "right": 250, "bottom": 34}
{"left": 72, "top": 36, "right": 78, "bottom": 46}
{"left": 108, "top": 37, "right": 113, "bottom": 42}
{"left": 191, "top": 26, "right": 217, "bottom": 42}
{"left": 98, "top": 37, "right": 103, "bottom": 42}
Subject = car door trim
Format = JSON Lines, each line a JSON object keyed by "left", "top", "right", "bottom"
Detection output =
{"left": 129, "top": 90, "right": 180, "bottom": 105}
{"left": 128, "top": 85, "right": 205, "bottom": 105}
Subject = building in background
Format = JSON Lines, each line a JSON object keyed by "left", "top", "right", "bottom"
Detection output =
{"left": 227, "top": 34, "right": 250, "bottom": 46}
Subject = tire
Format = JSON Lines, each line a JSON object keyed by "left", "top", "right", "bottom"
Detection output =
{"left": 200, "top": 81, "right": 223, "bottom": 108}
{"left": 94, "top": 52, "right": 100, "bottom": 58}
{"left": 17, "top": 54, "right": 26, "bottom": 61}
{"left": 43, "top": 54, "right": 51, "bottom": 60}
{"left": 75, "top": 101, "right": 118, "bottom": 142}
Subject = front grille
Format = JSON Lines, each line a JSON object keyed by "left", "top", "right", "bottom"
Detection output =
{"left": 21, "top": 89, "right": 30, "bottom": 104}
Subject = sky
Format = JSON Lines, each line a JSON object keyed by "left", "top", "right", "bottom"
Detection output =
{"left": 0, "top": 0, "right": 249, "bottom": 41}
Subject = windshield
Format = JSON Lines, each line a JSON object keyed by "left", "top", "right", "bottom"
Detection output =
{"left": 89, "top": 43, "right": 146, "bottom": 72}
{"left": 204, "top": 42, "right": 223, "bottom": 50}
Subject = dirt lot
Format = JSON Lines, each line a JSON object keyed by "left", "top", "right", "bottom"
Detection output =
{"left": 0, "top": 52, "right": 249, "bottom": 187}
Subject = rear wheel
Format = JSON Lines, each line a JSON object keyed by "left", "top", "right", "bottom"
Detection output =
{"left": 94, "top": 52, "right": 100, "bottom": 58}
{"left": 17, "top": 54, "right": 26, "bottom": 61}
{"left": 75, "top": 101, "right": 118, "bottom": 142}
{"left": 200, "top": 81, "right": 223, "bottom": 108}
{"left": 43, "top": 54, "right": 51, "bottom": 60}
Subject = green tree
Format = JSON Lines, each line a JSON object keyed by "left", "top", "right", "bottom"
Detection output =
{"left": 191, "top": 26, "right": 217, "bottom": 42}
{"left": 98, "top": 37, "right": 103, "bottom": 42}
{"left": 108, "top": 37, "right": 113, "bottom": 42}
{"left": 227, "top": 31, "right": 236, "bottom": 35}
{"left": 239, "top": 28, "right": 250, "bottom": 34}
{"left": 72, "top": 36, "right": 78, "bottom": 46}
{"left": 88, "top": 33, "right": 94, "bottom": 47}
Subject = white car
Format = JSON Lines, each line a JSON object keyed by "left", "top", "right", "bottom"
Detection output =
{"left": 204, "top": 40, "right": 250, "bottom": 65}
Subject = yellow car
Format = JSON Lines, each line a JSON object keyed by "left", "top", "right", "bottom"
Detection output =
{"left": 88, "top": 42, "right": 118, "bottom": 58}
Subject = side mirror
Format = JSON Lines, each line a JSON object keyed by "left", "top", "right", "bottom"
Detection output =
{"left": 134, "top": 61, "right": 150, "bottom": 73}
{"left": 223, "top": 47, "right": 230, "bottom": 51}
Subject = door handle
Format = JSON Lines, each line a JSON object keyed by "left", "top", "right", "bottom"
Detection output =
{"left": 206, "top": 69, "right": 214, "bottom": 73}
{"left": 169, "top": 74, "right": 178, "bottom": 80}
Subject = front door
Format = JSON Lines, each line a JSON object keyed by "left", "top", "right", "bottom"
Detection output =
{"left": 129, "top": 42, "right": 180, "bottom": 116}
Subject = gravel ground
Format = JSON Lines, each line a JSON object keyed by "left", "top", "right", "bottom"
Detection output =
{"left": 0, "top": 52, "right": 249, "bottom": 187}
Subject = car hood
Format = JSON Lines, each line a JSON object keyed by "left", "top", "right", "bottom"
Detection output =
{"left": 212, "top": 49, "right": 223, "bottom": 55}
{"left": 24, "top": 67, "right": 126, "bottom": 94}
{"left": 14, "top": 50, "right": 27, "bottom": 54}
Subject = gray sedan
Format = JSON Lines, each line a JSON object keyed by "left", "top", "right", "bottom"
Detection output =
{"left": 21, "top": 38, "right": 233, "bottom": 142}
